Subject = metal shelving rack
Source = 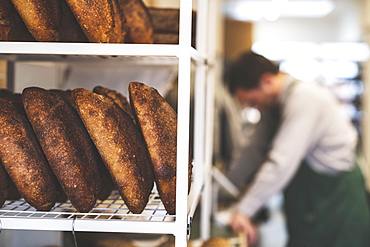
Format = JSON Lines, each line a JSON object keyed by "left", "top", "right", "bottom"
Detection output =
{"left": 0, "top": 0, "right": 215, "bottom": 246}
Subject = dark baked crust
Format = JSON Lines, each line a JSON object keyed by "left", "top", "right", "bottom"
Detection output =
{"left": 129, "top": 81, "right": 192, "bottom": 215}
{"left": 60, "top": 0, "right": 89, "bottom": 42}
{"left": 93, "top": 85, "right": 133, "bottom": 117}
{"left": 119, "top": 0, "right": 154, "bottom": 44}
{"left": 22, "top": 87, "right": 101, "bottom": 213}
{"left": 72, "top": 88, "right": 154, "bottom": 213}
{"left": 0, "top": 98, "right": 57, "bottom": 211}
{"left": 0, "top": 0, "right": 35, "bottom": 41}
{"left": 10, "top": 0, "right": 60, "bottom": 41}
{"left": 65, "top": 0, "right": 126, "bottom": 43}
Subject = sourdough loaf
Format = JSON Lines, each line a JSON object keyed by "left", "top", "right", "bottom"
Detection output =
{"left": 72, "top": 88, "right": 154, "bottom": 213}
{"left": 0, "top": 98, "right": 58, "bottom": 211}
{"left": 50, "top": 88, "right": 115, "bottom": 201}
{"left": 129, "top": 81, "right": 192, "bottom": 215}
{"left": 22, "top": 87, "right": 101, "bottom": 212}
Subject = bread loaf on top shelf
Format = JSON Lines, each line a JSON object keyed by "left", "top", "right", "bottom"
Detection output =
{"left": 10, "top": 0, "right": 60, "bottom": 41}
{"left": 118, "top": 0, "right": 154, "bottom": 44}
{"left": 65, "top": 0, "right": 127, "bottom": 43}
{"left": 0, "top": 0, "right": 35, "bottom": 41}
{"left": 22, "top": 87, "right": 102, "bottom": 213}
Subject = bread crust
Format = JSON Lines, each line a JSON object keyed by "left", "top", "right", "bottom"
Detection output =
{"left": 10, "top": 0, "right": 60, "bottom": 41}
{"left": 93, "top": 86, "right": 132, "bottom": 117}
{"left": 129, "top": 81, "right": 192, "bottom": 215}
{"left": 118, "top": 0, "right": 154, "bottom": 44}
{"left": 60, "top": 0, "right": 89, "bottom": 42}
{"left": 0, "top": 0, "right": 35, "bottom": 41}
{"left": 72, "top": 88, "right": 154, "bottom": 213}
{"left": 0, "top": 98, "right": 57, "bottom": 211}
{"left": 65, "top": 0, "right": 126, "bottom": 43}
{"left": 22, "top": 87, "right": 101, "bottom": 213}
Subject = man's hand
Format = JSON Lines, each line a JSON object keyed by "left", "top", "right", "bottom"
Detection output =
{"left": 230, "top": 211, "right": 258, "bottom": 246}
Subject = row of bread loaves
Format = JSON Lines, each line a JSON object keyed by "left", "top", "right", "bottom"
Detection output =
{"left": 0, "top": 82, "right": 192, "bottom": 214}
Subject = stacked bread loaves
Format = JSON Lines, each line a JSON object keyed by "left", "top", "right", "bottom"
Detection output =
{"left": 0, "top": 82, "right": 191, "bottom": 214}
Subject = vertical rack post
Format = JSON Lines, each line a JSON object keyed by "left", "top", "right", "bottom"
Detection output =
{"left": 192, "top": 0, "right": 211, "bottom": 240}
{"left": 176, "top": 0, "right": 193, "bottom": 246}
{"left": 191, "top": 0, "right": 208, "bottom": 202}
{"left": 200, "top": 0, "right": 218, "bottom": 241}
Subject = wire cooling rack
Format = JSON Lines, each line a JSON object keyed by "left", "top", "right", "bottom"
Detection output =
{"left": 0, "top": 191, "right": 177, "bottom": 234}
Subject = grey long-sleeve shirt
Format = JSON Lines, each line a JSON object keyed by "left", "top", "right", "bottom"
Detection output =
{"left": 234, "top": 76, "right": 358, "bottom": 217}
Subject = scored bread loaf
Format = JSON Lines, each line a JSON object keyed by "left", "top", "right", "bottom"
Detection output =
{"left": 118, "top": 0, "right": 154, "bottom": 44}
{"left": 0, "top": 98, "right": 58, "bottom": 211}
{"left": 129, "top": 81, "right": 192, "bottom": 215}
{"left": 10, "top": 0, "right": 60, "bottom": 41}
{"left": 22, "top": 87, "right": 101, "bottom": 213}
{"left": 72, "top": 88, "right": 154, "bottom": 213}
{"left": 65, "top": 0, "right": 126, "bottom": 43}
{"left": 0, "top": 0, "right": 35, "bottom": 41}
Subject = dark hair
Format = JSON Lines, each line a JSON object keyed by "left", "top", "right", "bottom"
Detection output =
{"left": 225, "top": 51, "right": 279, "bottom": 94}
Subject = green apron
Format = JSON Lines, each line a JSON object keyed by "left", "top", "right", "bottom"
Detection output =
{"left": 284, "top": 161, "right": 370, "bottom": 247}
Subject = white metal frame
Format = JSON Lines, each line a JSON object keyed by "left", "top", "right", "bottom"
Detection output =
{"left": 0, "top": 0, "right": 215, "bottom": 246}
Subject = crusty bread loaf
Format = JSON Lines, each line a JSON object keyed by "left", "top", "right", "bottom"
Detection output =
{"left": 50, "top": 88, "right": 115, "bottom": 201}
{"left": 22, "top": 87, "right": 101, "bottom": 213}
{"left": 0, "top": 0, "right": 35, "bottom": 41}
{"left": 10, "top": 0, "right": 60, "bottom": 41}
{"left": 118, "top": 0, "right": 154, "bottom": 44}
{"left": 129, "top": 81, "right": 192, "bottom": 215}
{"left": 0, "top": 98, "right": 57, "bottom": 211}
{"left": 93, "top": 86, "right": 133, "bottom": 117}
{"left": 65, "top": 0, "right": 126, "bottom": 43}
{"left": 72, "top": 88, "right": 154, "bottom": 213}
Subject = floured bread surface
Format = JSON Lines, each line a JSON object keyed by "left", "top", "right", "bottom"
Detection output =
{"left": 72, "top": 88, "right": 154, "bottom": 213}
{"left": 0, "top": 98, "right": 57, "bottom": 211}
{"left": 10, "top": 0, "right": 60, "bottom": 41}
{"left": 129, "top": 81, "right": 192, "bottom": 215}
{"left": 65, "top": 0, "right": 126, "bottom": 43}
{"left": 22, "top": 87, "right": 101, "bottom": 213}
